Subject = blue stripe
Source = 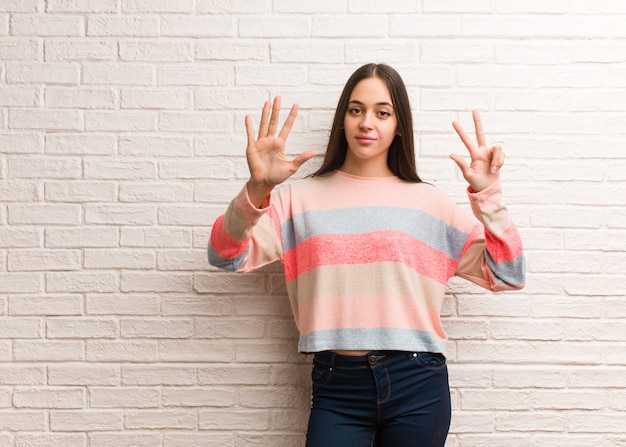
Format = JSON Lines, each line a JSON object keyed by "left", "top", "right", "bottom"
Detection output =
{"left": 486, "top": 252, "right": 526, "bottom": 287}
{"left": 207, "top": 244, "right": 249, "bottom": 272}
{"left": 298, "top": 327, "right": 447, "bottom": 354}
{"left": 281, "top": 206, "right": 469, "bottom": 261}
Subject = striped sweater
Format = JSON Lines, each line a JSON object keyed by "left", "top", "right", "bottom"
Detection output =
{"left": 209, "top": 170, "right": 525, "bottom": 354}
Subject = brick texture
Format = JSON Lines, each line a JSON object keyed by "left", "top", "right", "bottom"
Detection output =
{"left": 0, "top": 2, "right": 624, "bottom": 447}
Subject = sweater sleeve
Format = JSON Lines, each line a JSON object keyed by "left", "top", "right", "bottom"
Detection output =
{"left": 208, "top": 185, "right": 283, "bottom": 273}
{"left": 454, "top": 180, "right": 526, "bottom": 291}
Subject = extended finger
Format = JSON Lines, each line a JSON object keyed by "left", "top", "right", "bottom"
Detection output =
{"left": 473, "top": 110, "right": 486, "bottom": 148}
{"left": 245, "top": 114, "right": 255, "bottom": 148}
{"left": 257, "top": 100, "right": 271, "bottom": 139}
{"left": 267, "top": 96, "right": 282, "bottom": 136}
{"left": 452, "top": 120, "right": 476, "bottom": 154}
{"left": 278, "top": 103, "right": 299, "bottom": 142}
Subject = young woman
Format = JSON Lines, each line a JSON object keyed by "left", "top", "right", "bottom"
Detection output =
{"left": 209, "top": 63, "right": 525, "bottom": 447}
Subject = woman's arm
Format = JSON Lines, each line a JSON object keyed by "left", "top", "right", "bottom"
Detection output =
{"left": 451, "top": 111, "right": 525, "bottom": 290}
{"left": 208, "top": 97, "right": 315, "bottom": 272}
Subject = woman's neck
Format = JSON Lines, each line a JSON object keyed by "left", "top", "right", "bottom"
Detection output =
{"left": 339, "top": 160, "right": 394, "bottom": 178}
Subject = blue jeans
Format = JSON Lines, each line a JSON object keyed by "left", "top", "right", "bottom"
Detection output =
{"left": 306, "top": 351, "right": 451, "bottom": 447}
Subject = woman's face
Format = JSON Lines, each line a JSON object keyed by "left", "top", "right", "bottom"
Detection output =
{"left": 341, "top": 77, "right": 398, "bottom": 177}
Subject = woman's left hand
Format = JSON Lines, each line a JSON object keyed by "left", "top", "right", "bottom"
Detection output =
{"left": 450, "top": 110, "right": 504, "bottom": 192}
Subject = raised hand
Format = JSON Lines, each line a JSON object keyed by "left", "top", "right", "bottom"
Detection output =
{"left": 245, "top": 96, "right": 317, "bottom": 207}
{"left": 450, "top": 110, "right": 504, "bottom": 192}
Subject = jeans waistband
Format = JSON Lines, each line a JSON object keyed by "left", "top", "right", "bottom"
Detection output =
{"left": 313, "top": 350, "right": 416, "bottom": 369}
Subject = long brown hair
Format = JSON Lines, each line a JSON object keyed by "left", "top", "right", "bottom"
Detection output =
{"left": 311, "top": 63, "right": 422, "bottom": 183}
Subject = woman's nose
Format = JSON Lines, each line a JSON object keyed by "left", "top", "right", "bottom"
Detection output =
{"left": 359, "top": 113, "right": 373, "bottom": 130}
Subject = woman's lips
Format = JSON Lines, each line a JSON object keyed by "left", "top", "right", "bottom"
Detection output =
{"left": 356, "top": 136, "right": 376, "bottom": 143}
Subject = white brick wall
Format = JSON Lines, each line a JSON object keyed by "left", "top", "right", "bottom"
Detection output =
{"left": 0, "top": 1, "right": 624, "bottom": 446}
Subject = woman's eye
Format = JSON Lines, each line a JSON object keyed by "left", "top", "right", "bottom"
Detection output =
{"left": 378, "top": 110, "right": 391, "bottom": 118}
{"left": 349, "top": 108, "right": 362, "bottom": 115}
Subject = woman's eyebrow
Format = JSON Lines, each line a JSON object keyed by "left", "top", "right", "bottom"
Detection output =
{"left": 348, "top": 99, "right": 394, "bottom": 108}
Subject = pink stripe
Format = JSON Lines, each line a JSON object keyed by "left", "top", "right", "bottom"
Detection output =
{"left": 485, "top": 224, "right": 524, "bottom": 262}
{"left": 209, "top": 216, "right": 248, "bottom": 259}
{"left": 294, "top": 294, "right": 446, "bottom": 340}
{"left": 283, "top": 231, "right": 457, "bottom": 283}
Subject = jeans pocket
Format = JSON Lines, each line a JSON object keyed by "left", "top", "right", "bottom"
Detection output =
{"left": 311, "top": 361, "right": 333, "bottom": 386}
{"left": 412, "top": 352, "right": 447, "bottom": 370}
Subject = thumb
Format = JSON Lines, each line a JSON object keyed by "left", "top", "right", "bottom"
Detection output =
{"left": 292, "top": 149, "right": 318, "bottom": 169}
{"left": 449, "top": 154, "right": 469, "bottom": 176}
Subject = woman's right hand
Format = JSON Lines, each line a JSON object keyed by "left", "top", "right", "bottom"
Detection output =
{"left": 245, "top": 96, "right": 317, "bottom": 207}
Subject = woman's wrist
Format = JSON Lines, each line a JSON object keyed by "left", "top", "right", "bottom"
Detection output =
{"left": 246, "top": 180, "right": 273, "bottom": 208}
